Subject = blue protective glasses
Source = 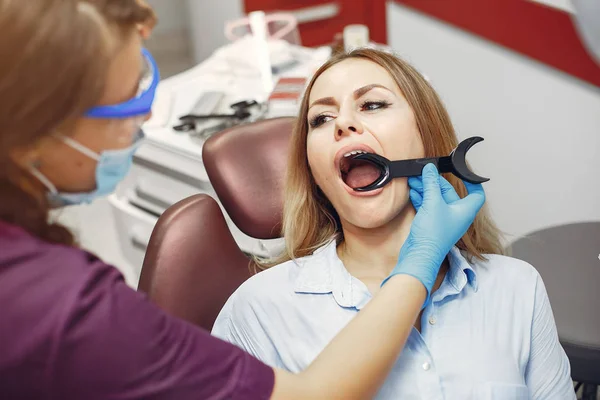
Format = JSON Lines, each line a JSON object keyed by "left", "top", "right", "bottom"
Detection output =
{"left": 85, "top": 48, "right": 160, "bottom": 119}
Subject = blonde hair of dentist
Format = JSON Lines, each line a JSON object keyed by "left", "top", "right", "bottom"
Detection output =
{"left": 258, "top": 48, "right": 504, "bottom": 269}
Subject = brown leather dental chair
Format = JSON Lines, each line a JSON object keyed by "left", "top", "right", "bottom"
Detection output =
{"left": 138, "top": 117, "right": 295, "bottom": 331}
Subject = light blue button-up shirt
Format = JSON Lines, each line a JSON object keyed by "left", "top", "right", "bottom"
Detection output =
{"left": 212, "top": 241, "right": 576, "bottom": 399}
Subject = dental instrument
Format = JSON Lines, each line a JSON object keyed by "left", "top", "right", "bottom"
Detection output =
{"left": 350, "top": 136, "right": 489, "bottom": 191}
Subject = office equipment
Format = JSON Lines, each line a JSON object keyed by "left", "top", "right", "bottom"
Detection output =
{"left": 343, "top": 24, "right": 369, "bottom": 52}
{"left": 172, "top": 91, "right": 225, "bottom": 134}
{"left": 267, "top": 77, "right": 307, "bottom": 118}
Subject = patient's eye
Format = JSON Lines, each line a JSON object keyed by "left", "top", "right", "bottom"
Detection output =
{"left": 361, "top": 100, "right": 391, "bottom": 111}
{"left": 309, "top": 114, "right": 334, "bottom": 128}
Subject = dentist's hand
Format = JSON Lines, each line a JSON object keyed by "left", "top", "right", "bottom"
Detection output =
{"left": 382, "top": 164, "right": 486, "bottom": 307}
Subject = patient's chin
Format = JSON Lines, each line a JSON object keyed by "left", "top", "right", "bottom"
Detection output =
{"left": 329, "top": 183, "right": 412, "bottom": 230}
{"left": 349, "top": 217, "right": 392, "bottom": 230}
{"left": 339, "top": 201, "right": 410, "bottom": 231}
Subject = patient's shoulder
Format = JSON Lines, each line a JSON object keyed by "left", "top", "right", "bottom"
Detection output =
{"left": 471, "top": 252, "right": 541, "bottom": 290}
{"left": 233, "top": 258, "right": 302, "bottom": 302}
{"left": 212, "top": 258, "right": 304, "bottom": 337}
{"left": 229, "top": 240, "right": 340, "bottom": 306}
{"left": 476, "top": 252, "right": 538, "bottom": 274}
{"left": 222, "top": 246, "right": 331, "bottom": 316}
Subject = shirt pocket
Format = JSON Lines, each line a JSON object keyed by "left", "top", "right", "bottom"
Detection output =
{"left": 476, "top": 382, "right": 530, "bottom": 400}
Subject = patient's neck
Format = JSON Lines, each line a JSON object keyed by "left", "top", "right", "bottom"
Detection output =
{"left": 337, "top": 204, "right": 416, "bottom": 281}
{"left": 337, "top": 204, "right": 449, "bottom": 312}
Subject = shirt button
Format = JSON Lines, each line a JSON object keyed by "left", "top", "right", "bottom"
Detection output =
{"left": 422, "top": 362, "right": 431, "bottom": 371}
{"left": 428, "top": 316, "right": 437, "bottom": 325}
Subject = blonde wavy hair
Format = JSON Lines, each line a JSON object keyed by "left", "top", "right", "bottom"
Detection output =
{"left": 256, "top": 48, "right": 504, "bottom": 269}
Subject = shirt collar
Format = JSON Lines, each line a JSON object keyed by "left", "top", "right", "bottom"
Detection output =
{"left": 294, "top": 240, "right": 372, "bottom": 310}
{"left": 293, "top": 241, "right": 478, "bottom": 309}
{"left": 439, "top": 246, "right": 479, "bottom": 297}
{"left": 293, "top": 241, "right": 336, "bottom": 294}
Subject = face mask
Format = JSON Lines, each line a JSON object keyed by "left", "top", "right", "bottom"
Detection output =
{"left": 30, "top": 131, "right": 144, "bottom": 206}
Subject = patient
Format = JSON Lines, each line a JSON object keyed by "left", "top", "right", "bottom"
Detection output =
{"left": 212, "top": 49, "right": 575, "bottom": 399}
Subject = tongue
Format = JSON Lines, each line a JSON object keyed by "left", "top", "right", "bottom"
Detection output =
{"left": 345, "top": 162, "right": 381, "bottom": 189}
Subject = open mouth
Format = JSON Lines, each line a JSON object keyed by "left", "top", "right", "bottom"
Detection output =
{"left": 339, "top": 150, "right": 383, "bottom": 190}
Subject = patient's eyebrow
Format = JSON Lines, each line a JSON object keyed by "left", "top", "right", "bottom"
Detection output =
{"left": 309, "top": 84, "right": 393, "bottom": 110}
{"left": 353, "top": 83, "right": 392, "bottom": 99}
{"left": 308, "top": 96, "right": 337, "bottom": 110}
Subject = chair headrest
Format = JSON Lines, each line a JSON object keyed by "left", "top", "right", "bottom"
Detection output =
{"left": 203, "top": 117, "right": 295, "bottom": 239}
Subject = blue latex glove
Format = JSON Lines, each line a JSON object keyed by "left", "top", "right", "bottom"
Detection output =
{"left": 382, "top": 164, "right": 486, "bottom": 307}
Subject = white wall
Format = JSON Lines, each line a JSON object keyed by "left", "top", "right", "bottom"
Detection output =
{"left": 186, "top": 0, "right": 245, "bottom": 63}
{"left": 146, "top": 0, "right": 189, "bottom": 35}
{"left": 144, "top": 0, "right": 194, "bottom": 77}
{"left": 144, "top": 0, "right": 245, "bottom": 73}
{"left": 528, "top": 0, "right": 574, "bottom": 13}
{"left": 387, "top": 3, "right": 600, "bottom": 243}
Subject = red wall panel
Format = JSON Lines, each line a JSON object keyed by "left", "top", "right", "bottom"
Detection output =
{"left": 393, "top": 0, "right": 600, "bottom": 87}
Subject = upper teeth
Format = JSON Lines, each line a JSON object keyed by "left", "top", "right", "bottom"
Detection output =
{"left": 343, "top": 150, "right": 367, "bottom": 158}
